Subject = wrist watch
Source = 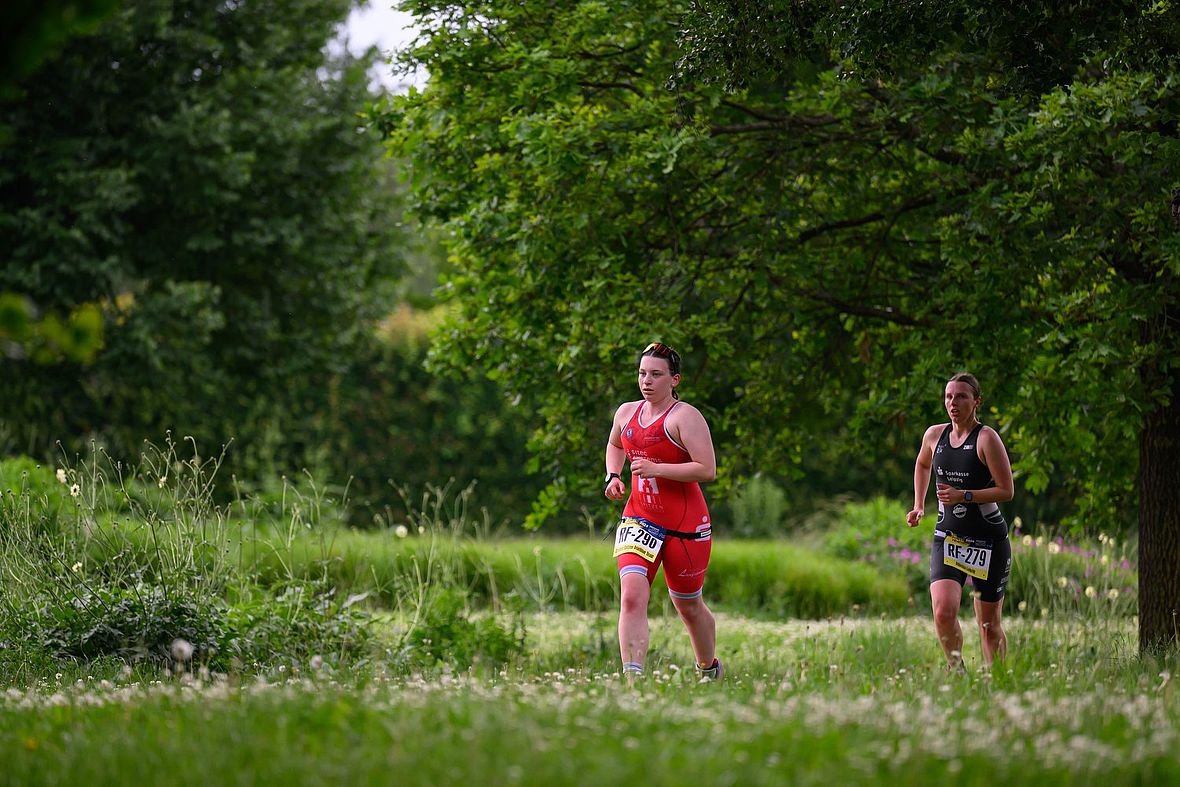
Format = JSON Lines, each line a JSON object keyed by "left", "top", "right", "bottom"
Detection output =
{"left": 963, "top": 490, "right": 974, "bottom": 503}
{"left": 605, "top": 472, "right": 622, "bottom": 487}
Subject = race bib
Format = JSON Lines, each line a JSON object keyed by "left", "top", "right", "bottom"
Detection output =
{"left": 943, "top": 533, "right": 992, "bottom": 580}
{"left": 613, "top": 517, "right": 665, "bottom": 563}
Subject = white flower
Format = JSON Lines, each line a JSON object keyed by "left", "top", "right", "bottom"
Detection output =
{"left": 1035, "top": 536, "right": 1045, "bottom": 547}
{"left": 1017, "top": 601, "right": 1027, "bottom": 612}
{"left": 310, "top": 655, "right": 324, "bottom": 671}
{"left": 1098, "top": 533, "right": 1108, "bottom": 544}
{"left": 170, "top": 638, "right": 194, "bottom": 662}
{"left": 1107, "top": 588, "right": 1120, "bottom": 600}
{"left": 1100, "top": 554, "right": 1109, "bottom": 565}
{"left": 69, "top": 484, "right": 80, "bottom": 498}
{"left": 394, "top": 525, "right": 408, "bottom": 538}
{"left": 56, "top": 468, "right": 67, "bottom": 484}
{"left": 157, "top": 476, "right": 167, "bottom": 489}
{"left": 418, "top": 526, "right": 425, "bottom": 534}
{"left": 1085, "top": 586, "right": 1096, "bottom": 598}
{"left": 1048, "top": 542, "right": 1061, "bottom": 555}
{"left": 1013, "top": 516, "right": 1023, "bottom": 529}
{"left": 71, "top": 562, "right": 82, "bottom": 573}
{"left": 1021, "top": 535, "right": 1033, "bottom": 547}
{"left": 1056, "top": 576, "right": 1068, "bottom": 588}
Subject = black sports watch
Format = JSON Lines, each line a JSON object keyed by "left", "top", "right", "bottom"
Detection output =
{"left": 605, "top": 472, "right": 622, "bottom": 487}
{"left": 963, "top": 490, "right": 974, "bottom": 503}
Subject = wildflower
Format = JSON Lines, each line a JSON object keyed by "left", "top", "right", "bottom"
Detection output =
{"left": 1057, "top": 576, "right": 1068, "bottom": 588}
{"left": 71, "top": 562, "right": 82, "bottom": 573}
{"left": 1021, "top": 535, "right": 1033, "bottom": 547}
{"left": 1013, "top": 516, "right": 1023, "bottom": 529}
{"left": 1017, "top": 601, "right": 1027, "bottom": 612}
{"left": 1040, "top": 608, "right": 1049, "bottom": 618}
{"left": 310, "top": 655, "right": 324, "bottom": 671}
{"left": 56, "top": 468, "right": 67, "bottom": 484}
{"left": 394, "top": 525, "right": 409, "bottom": 538}
{"left": 418, "top": 526, "right": 425, "bottom": 534}
{"left": 1107, "top": 537, "right": 1116, "bottom": 548}
{"left": 157, "top": 476, "right": 167, "bottom": 489}
{"left": 1035, "top": 536, "right": 1045, "bottom": 547}
{"left": 69, "top": 483, "right": 80, "bottom": 498}
{"left": 1048, "top": 542, "right": 1061, "bottom": 555}
{"left": 1098, "top": 533, "right": 1108, "bottom": 544}
{"left": 1107, "top": 589, "right": 1119, "bottom": 601}
{"left": 1100, "top": 554, "right": 1109, "bottom": 565}
{"left": 170, "top": 638, "right": 194, "bottom": 663}
{"left": 1085, "top": 586, "right": 1096, "bottom": 598}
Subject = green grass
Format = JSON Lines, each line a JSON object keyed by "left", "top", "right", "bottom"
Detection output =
{"left": 1, "top": 613, "right": 1176, "bottom": 786}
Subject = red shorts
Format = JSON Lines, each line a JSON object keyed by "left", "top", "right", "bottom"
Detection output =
{"left": 616, "top": 519, "right": 713, "bottom": 598}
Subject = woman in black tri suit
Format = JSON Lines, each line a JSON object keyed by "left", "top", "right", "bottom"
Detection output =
{"left": 907, "top": 373, "right": 1014, "bottom": 670}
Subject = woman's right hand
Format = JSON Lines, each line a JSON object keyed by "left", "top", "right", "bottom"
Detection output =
{"left": 906, "top": 508, "right": 924, "bottom": 528}
{"left": 605, "top": 478, "right": 627, "bottom": 500}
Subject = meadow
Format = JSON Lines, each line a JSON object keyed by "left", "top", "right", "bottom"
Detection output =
{"left": 0, "top": 451, "right": 1175, "bottom": 785}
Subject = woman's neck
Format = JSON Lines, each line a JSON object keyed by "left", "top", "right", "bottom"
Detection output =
{"left": 643, "top": 395, "right": 675, "bottom": 418}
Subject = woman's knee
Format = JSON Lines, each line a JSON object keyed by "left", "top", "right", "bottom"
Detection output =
{"left": 619, "top": 581, "right": 650, "bottom": 614}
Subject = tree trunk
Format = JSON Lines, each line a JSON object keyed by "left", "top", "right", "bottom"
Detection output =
{"left": 1138, "top": 369, "right": 1180, "bottom": 652}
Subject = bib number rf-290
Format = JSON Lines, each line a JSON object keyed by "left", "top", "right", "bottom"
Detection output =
{"left": 613, "top": 517, "right": 665, "bottom": 563}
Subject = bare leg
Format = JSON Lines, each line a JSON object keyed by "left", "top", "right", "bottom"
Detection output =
{"left": 670, "top": 594, "right": 716, "bottom": 667}
{"left": 930, "top": 579, "right": 965, "bottom": 668}
{"left": 618, "top": 573, "right": 651, "bottom": 670}
{"left": 974, "top": 596, "right": 1007, "bottom": 667}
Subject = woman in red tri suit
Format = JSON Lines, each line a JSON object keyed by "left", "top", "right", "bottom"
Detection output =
{"left": 604, "top": 342, "right": 721, "bottom": 681}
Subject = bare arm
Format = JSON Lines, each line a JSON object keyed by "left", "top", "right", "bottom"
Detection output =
{"left": 604, "top": 403, "right": 634, "bottom": 500}
{"left": 907, "top": 425, "right": 940, "bottom": 527}
{"left": 632, "top": 404, "right": 716, "bottom": 483}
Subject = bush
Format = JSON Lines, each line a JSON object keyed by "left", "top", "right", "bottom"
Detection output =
{"left": 821, "top": 498, "right": 1139, "bottom": 617}
{"left": 727, "top": 475, "right": 789, "bottom": 537}
{"left": 399, "top": 588, "right": 525, "bottom": 670}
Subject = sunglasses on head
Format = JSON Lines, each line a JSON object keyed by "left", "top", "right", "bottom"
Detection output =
{"left": 642, "top": 342, "right": 681, "bottom": 370}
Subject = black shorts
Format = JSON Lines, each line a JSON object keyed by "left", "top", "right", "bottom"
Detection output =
{"left": 929, "top": 529, "right": 1012, "bottom": 602}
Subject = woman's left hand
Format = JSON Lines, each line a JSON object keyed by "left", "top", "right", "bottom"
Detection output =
{"left": 935, "top": 483, "right": 965, "bottom": 504}
{"left": 631, "top": 458, "right": 660, "bottom": 479}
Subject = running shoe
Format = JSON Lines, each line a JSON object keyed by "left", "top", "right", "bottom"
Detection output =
{"left": 696, "top": 658, "right": 723, "bottom": 682}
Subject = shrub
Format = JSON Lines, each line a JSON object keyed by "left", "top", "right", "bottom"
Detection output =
{"left": 727, "top": 475, "right": 789, "bottom": 537}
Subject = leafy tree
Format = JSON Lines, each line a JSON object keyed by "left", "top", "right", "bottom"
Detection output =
{"left": 380, "top": 0, "right": 1180, "bottom": 649}
{"left": 0, "top": 0, "right": 405, "bottom": 470}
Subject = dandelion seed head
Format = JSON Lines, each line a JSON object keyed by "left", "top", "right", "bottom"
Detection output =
{"left": 1021, "top": 535, "right": 1033, "bottom": 547}
{"left": 1048, "top": 542, "right": 1061, "bottom": 555}
{"left": 170, "top": 638, "right": 194, "bottom": 663}
{"left": 1106, "top": 588, "right": 1119, "bottom": 600}
{"left": 1057, "top": 576, "right": 1068, "bottom": 588}
{"left": 1085, "top": 586, "right": 1096, "bottom": 598}
{"left": 394, "top": 525, "right": 409, "bottom": 538}
{"left": 1017, "top": 601, "right": 1027, "bottom": 612}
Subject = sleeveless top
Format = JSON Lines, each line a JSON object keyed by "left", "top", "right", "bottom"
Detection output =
{"left": 933, "top": 422, "right": 1008, "bottom": 540}
{"left": 620, "top": 401, "right": 711, "bottom": 531}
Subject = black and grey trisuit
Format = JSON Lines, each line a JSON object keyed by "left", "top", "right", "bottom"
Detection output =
{"left": 929, "top": 422, "right": 1011, "bottom": 601}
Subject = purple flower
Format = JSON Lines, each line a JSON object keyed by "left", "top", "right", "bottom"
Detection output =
{"left": 887, "top": 537, "right": 899, "bottom": 547}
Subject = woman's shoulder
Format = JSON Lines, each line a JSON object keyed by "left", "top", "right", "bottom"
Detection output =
{"left": 923, "top": 422, "right": 950, "bottom": 441}
{"left": 667, "top": 400, "right": 707, "bottom": 422}
{"left": 613, "top": 400, "right": 644, "bottom": 418}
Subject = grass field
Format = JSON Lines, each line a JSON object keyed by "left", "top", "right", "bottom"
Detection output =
{"left": 2, "top": 613, "right": 1176, "bottom": 786}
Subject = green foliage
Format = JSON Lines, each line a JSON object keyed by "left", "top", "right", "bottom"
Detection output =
{"left": 401, "top": 588, "right": 525, "bottom": 670}
{"left": 0, "top": 444, "right": 371, "bottom": 676}
{"left": 822, "top": 498, "right": 1140, "bottom": 616}
{"left": 727, "top": 475, "right": 789, "bottom": 537}
{"left": 0, "top": 0, "right": 408, "bottom": 483}
{"left": 380, "top": 0, "right": 1179, "bottom": 535}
